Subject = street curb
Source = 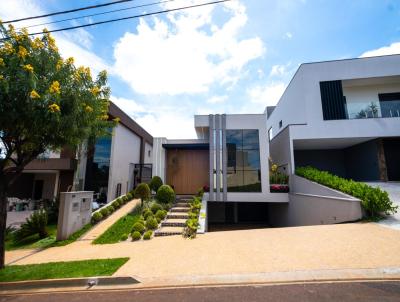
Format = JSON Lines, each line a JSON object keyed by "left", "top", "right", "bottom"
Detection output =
{"left": 0, "top": 276, "right": 139, "bottom": 295}
{"left": 2, "top": 267, "right": 400, "bottom": 296}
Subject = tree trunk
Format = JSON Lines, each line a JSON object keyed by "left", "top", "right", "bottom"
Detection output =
{"left": 0, "top": 181, "right": 8, "bottom": 269}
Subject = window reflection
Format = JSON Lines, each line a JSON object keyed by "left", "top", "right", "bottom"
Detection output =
{"left": 85, "top": 137, "right": 112, "bottom": 203}
{"left": 226, "top": 129, "right": 261, "bottom": 192}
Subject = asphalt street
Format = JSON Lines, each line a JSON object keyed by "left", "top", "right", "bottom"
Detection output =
{"left": 1, "top": 281, "right": 400, "bottom": 302}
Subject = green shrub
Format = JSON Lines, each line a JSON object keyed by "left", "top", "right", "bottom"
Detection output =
{"left": 134, "top": 183, "right": 151, "bottom": 202}
{"left": 155, "top": 209, "right": 166, "bottom": 221}
{"left": 142, "top": 209, "right": 153, "bottom": 220}
{"left": 131, "top": 231, "right": 141, "bottom": 241}
{"left": 156, "top": 185, "right": 175, "bottom": 204}
{"left": 120, "top": 233, "right": 128, "bottom": 241}
{"left": 112, "top": 199, "right": 121, "bottom": 208}
{"left": 183, "top": 218, "right": 199, "bottom": 239}
{"left": 126, "top": 192, "right": 133, "bottom": 200}
{"left": 149, "top": 176, "right": 163, "bottom": 193}
{"left": 14, "top": 210, "right": 48, "bottom": 242}
{"left": 100, "top": 207, "right": 110, "bottom": 217}
{"left": 91, "top": 212, "right": 103, "bottom": 224}
{"left": 143, "top": 230, "right": 153, "bottom": 240}
{"left": 145, "top": 217, "right": 158, "bottom": 230}
{"left": 197, "top": 187, "right": 204, "bottom": 197}
{"left": 150, "top": 203, "right": 163, "bottom": 214}
{"left": 132, "top": 222, "right": 145, "bottom": 234}
{"left": 107, "top": 205, "right": 115, "bottom": 214}
{"left": 296, "top": 166, "right": 398, "bottom": 219}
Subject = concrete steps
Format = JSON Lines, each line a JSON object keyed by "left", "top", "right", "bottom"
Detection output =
{"left": 154, "top": 227, "right": 183, "bottom": 237}
{"left": 154, "top": 200, "right": 192, "bottom": 237}
{"left": 161, "top": 218, "right": 187, "bottom": 227}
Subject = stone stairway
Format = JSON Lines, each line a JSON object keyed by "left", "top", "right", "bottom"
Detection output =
{"left": 155, "top": 198, "right": 191, "bottom": 237}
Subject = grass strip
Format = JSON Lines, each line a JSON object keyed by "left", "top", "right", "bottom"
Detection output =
{"left": 0, "top": 258, "right": 129, "bottom": 282}
{"left": 50, "top": 223, "right": 93, "bottom": 247}
{"left": 93, "top": 206, "right": 141, "bottom": 244}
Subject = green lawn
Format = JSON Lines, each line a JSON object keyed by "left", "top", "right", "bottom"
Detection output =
{"left": 5, "top": 223, "right": 93, "bottom": 251}
{"left": 0, "top": 258, "right": 129, "bottom": 282}
{"left": 93, "top": 206, "right": 141, "bottom": 244}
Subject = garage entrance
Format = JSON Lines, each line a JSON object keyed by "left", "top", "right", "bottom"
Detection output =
{"left": 384, "top": 138, "right": 400, "bottom": 181}
{"left": 166, "top": 148, "right": 209, "bottom": 195}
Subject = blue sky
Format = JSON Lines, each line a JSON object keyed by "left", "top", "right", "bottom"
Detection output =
{"left": 1, "top": 0, "right": 399, "bottom": 138}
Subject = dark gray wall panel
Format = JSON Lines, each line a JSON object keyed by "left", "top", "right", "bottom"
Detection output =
{"left": 344, "top": 140, "right": 380, "bottom": 181}
{"left": 294, "top": 149, "right": 347, "bottom": 177}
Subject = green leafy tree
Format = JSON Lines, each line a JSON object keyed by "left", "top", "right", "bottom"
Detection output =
{"left": 0, "top": 24, "right": 116, "bottom": 268}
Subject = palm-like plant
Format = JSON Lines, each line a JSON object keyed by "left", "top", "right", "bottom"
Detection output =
{"left": 14, "top": 210, "right": 48, "bottom": 242}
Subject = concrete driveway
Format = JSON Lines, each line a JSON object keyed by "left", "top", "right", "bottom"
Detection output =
{"left": 365, "top": 182, "right": 400, "bottom": 230}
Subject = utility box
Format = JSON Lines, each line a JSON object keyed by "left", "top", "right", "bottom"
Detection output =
{"left": 56, "top": 191, "right": 93, "bottom": 241}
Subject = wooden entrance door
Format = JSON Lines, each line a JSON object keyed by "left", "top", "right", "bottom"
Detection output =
{"left": 166, "top": 149, "right": 209, "bottom": 194}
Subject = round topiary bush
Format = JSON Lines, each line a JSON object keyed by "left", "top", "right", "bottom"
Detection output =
{"left": 155, "top": 209, "right": 166, "bottom": 221}
{"left": 120, "top": 233, "right": 129, "bottom": 241}
{"left": 100, "top": 207, "right": 109, "bottom": 217}
{"left": 143, "top": 230, "right": 153, "bottom": 240}
{"left": 149, "top": 176, "right": 163, "bottom": 193}
{"left": 134, "top": 183, "right": 151, "bottom": 202}
{"left": 91, "top": 211, "right": 103, "bottom": 224}
{"left": 132, "top": 222, "right": 145, "bottom": 234}
{"left": 126, "top": 192, "right": 133, "bottom": 200}
{"left": 150, "top": 203, "right": 162, "bottom": 214}
{"left": 112, "top": 199, "right": 120, "bottom": 209}
{"left": 156, "top": 185, "right": 175, "bottom": 204}
{"left": 107, "top": 205, "right": 115, "bottom": 214}
{"left": 131, "top": 231, "right": 141, "bottom": 241}
{"left": 145, "top": 216, "right": 158, "bottom": 230}
{"left": 142, "top": 209, "right": 153, "bottom": 220}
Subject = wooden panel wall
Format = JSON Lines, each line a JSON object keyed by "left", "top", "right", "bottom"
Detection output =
{"left": 166, "top": 149, "right": 209, "bottom": 194}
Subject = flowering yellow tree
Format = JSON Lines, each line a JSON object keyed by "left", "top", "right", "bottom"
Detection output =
{"left": 0, "top": 23, "right": 115, "bottom": 268}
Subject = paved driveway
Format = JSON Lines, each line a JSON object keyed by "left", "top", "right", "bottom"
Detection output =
{"left": 365, "top": 182, "right": 400, "bottom": 230}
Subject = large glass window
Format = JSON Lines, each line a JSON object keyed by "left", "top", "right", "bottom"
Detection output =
{"left": 379, "top": 93, "right": 400, "bottom": 118}
{"left": 85, "top": 137, "right": 112, "bottom": 203}
{"left": 226, "top": 129, "right": 261, "bottom": 192}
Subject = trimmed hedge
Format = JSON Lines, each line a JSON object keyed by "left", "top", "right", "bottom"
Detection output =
{"left": 143, "top": 231, "right": 152, "bottom": 240}
{"left": 132, "top": 222, "right": 145, "bottom": 234}
{"left": 134, "top": 183, "right": 151, "bottom": 201}
{"left": 91, "top": 212, "right": 103, "bottom": 224}
{"left": 145, "top": 217, "right": 158, "bottom": 230}
{"left": 149, "top": 176, "right": 163, "bottom": 193}
{"left": 131, "top": 231, "right": 141, "bottom": 241}
{"left": 296, "top": 166, "right": 398, "bottom": 219}
{"left": 156, "top": 185, "right": 175, "bottom": 204}
{"left": 150, "top": 203, "right": 162, "bottom": 214}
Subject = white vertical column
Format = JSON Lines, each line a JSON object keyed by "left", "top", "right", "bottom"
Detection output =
{"left": 209, "top": 115, "right": 215, "bottom": 201}
{"left": 215, "top": 114, "right": 221, "bottom": 201}
{"left": 222, "top": 114, "right": 227, "bottom": 201}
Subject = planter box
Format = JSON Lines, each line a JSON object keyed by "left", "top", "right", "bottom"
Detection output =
{"left": 270, "top": 184, "right": 290, "bottom": 193}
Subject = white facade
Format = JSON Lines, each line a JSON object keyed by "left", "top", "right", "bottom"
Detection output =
{"left": 107, "top": 123, "right": 141, "bottom": 201}
{"left": 267, "top": 55, "right": 400, "bottom": 174}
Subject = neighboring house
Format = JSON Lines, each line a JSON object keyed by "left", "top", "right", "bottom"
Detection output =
{"left": 267, "top": 54, "right": 400, "bottom": 182}
{"left": 7, "top": 102, "right": 153, "bottom": 204}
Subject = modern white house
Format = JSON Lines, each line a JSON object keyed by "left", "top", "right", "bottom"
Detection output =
{"left": 267, "top": 54, "right": 400, "bottom": 182}
{"left": 151, "top": 54, "right": 400, "bottom": 230}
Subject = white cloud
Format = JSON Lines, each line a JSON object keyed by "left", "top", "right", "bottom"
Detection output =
{"left": 113, "top": 0, "right": 265, "bottom": 95}
{"left": 247, "top": 82, "right": 286, "bottom": 106}
{"left": 269, "top": 64, "right": 286, "bottom": 77}
{"left": 360, "top": 42, "right": 400, "bottom": 58}
{"left": 110, "top": 96, "right": 146, "bottom": 116}
{"left": 206, "top": 95, "right": 228, "bottom": 104}
{"left": 285, "top": 32, "right": 293, "bottom": 39}
{"left": 0, "top": 0, "right": 111, "bottom": 76}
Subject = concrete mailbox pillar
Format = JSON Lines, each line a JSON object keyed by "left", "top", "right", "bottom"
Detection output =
{"left": 56, "top": 191, "right": 93, "bottom": 241}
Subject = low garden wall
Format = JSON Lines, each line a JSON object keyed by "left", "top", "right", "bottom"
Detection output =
{"left": 268, "top": 175, "right": 362, "bottom": 227}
